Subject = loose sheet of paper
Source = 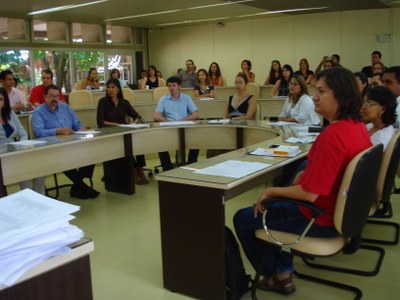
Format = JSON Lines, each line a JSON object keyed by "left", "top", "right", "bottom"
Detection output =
{"left": 119, "top": 124, "right": 149, "bottom": 129}
{"left": 194, "top": 160, "right": 271, "bottom": 178}
{"left": 159, "top": 121, "right": 196, "bottom": 126}
{"left": 8, "top": 140, "right": 47, "bottom": 146}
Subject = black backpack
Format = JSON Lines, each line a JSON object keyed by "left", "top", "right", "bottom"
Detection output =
{"left": 225, "top": 226, "right": 253, "bottom": 300}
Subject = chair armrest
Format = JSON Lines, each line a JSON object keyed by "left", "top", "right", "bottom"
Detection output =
{"left": 261, "top": 197, "right": 324, "bottom": 218}
{"left": 259, "top": 197, "right": 324, "bottom": 251}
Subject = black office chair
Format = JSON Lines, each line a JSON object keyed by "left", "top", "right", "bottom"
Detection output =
{"left": 363, "top": 130, "right": 400, "bottom": 245}
{"left": 252, "top": 144, "right": 384, "bottom": 300}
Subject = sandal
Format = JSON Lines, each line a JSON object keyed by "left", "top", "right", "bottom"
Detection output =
{"left": 257, "top": 274, "right": 295, "bottom": 295}
{"left": 134, "top": 169, "right": 144, "bottom": 185}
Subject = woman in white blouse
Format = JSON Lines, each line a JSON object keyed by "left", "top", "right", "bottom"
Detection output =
{"left": 0, "top": 88, "right": 45, "bottom": 194}
{"left": 279, "top": 75, "right": 320, "bottom": 125}
{"left": 361, "top": 86, "right": 397, "bottom": 150}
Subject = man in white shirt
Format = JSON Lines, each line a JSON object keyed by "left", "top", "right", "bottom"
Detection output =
{"left": 0, "top": 70, "right": 30, "bottom": 111}
{"left": 382, "top": 66, "right": 400, "bottom": 126}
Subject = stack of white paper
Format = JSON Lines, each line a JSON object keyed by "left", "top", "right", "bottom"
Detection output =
{"left": 0, "top": 189, "right": 84, "bottom": 287}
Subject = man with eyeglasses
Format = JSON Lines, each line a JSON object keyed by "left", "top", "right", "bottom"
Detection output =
{"left": 29, "top": 69, "right": 65, "bottom": 107}
{"left": 32, "top": 84, "right": 99, "bottom": 199}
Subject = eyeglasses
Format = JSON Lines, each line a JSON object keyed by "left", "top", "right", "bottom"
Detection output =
{"left": 46, "top": 95, "right": 60, "bottom": 100}
{"left": 362, "top": 99, "right": 379, "bottom": 107}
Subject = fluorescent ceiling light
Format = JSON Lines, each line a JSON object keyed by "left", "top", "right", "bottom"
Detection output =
{"left": 104, "top": 0, "right": 255, "bottom": 21}
{"left": 156, "top": 6, "right": 328, "bottom": 27}
{"left": 237, "top": 7, "right": 327, "bottom": 18}
{"left": 158, "top": 17, "right": 229, "bottom": 27}
{"left": 187, "top": 0, "right": 254, "bottom": 10}
{"left": 105, "top": 10, "right": 181, "bottom": 22}
{"left": 27, "top": 0, "right": 108, "bottom": 15}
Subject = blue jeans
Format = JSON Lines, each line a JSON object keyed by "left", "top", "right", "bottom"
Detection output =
{"left": 233, "top": 202, "right": 338, "bottom": 277}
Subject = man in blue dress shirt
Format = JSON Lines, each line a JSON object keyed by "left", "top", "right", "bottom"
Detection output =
{"left": 32, "top": 84, "right": 99, "bottom": 199}
{"left": 154, "top": 76, "right": 199, "bottom": 171}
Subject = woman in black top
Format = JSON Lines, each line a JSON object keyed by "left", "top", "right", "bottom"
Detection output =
{"left": 97, "top": 78, "right": 149, "bottom": 184}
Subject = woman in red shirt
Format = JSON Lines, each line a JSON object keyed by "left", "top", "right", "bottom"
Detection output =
{"left": 234, "top": 67, "right": 372, "bottom": 295}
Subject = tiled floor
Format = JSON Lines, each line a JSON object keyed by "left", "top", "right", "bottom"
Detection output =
{"left": 9, "top": 158, "right": 400, "bottom": 300}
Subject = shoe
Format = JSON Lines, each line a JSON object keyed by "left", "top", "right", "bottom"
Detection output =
{"left": 81, "top": 183, "right": 100, "bottom": 198}
{"left": 70, "top": 185, "right": 91, "bottom": 199}
{"left": 257, "top": 274, "right": 295, "bottom": 295}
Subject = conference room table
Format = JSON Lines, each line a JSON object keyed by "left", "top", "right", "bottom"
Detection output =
{"left": 156, "top": 123, "right": 313, "bottom": 300}
{"left": 0, "top": 120, "right": 293, "bottom": 197}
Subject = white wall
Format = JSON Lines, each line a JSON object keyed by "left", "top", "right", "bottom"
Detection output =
{"left": 148, "top": 8, "right": 400, "bottom": 85}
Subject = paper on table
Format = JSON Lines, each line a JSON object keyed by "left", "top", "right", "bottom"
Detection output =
{"left": 74, "top": 130, "right": 100, "bottom": 134}
{"left": 159, "top": 121, "right": 196, "bottom": 126}
{"left": 0, "top": 189, "right": 80, "bottom": 241}
{"left": 8, "top": 140, "right": 47, "bottom": 146}
{"left": 249, "top": 145, "right": 301, "bottom": 157}
{"left": 267, "top": 121, "right": 294, "bottom": 126}
{"left": 285, "top": 136, "right": 316, "bottom": 144}
{"left": 208, "top": 119, "right": 230, "bottom": 124}
{"left": 194, "top": 160, "right": 271, "bottom": 178}
{"left": 119, "top": 124, "right": 149, "bottom": 129}
{"left": 199, "top": 97, "right": 214, "bottom": 101}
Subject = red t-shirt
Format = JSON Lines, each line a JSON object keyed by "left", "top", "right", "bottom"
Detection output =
{"left": 29, "top": 84, "right": 65, "bottom": 104}
{"left": 298, "top": 119, "right": 372, "bottom": 226}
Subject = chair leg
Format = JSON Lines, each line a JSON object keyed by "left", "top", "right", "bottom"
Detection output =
{"left": 302, "top": 244, "right": 385, "bottom": 276}
{"left": 293, "top": 269, "right": 362, "bottom": 300}
{"left": 371, "top": 202, "right": 393, "bottom": 218}
{"left": 362, "top": 219, "right": 400, "bottom": 245}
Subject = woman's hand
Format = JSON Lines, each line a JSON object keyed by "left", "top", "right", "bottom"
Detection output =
{"left": 253, "top": 188, "right": 274, "bottom": 218}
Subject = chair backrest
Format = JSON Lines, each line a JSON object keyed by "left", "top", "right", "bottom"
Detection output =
{"left": 68, "top": 90, "right": 95, "bottom": 108}
{"left": 152, "top": 87, "right": 169, "bottom": 102}
{"left": 254, "top": 101, "right": 261, "bottom": 121}
{"left": 334, "top": 144, "right": 383, "bottom": 237}
{"left": 247, "top": 83, "right": 260, "bottom": 99}
{"left": 122, "top": 87, "right": 135, "bottom": 105}
{"left": 377, "top": 130, "right": 400, "bottom": 203}
{"left": 73, "top": 82, "right": 83, "bottom": 90}
{"left": 28, "top": 114, "right": 35, "bottom": 139}
{"left": 158, "top": 78, "right": 166, "bottom": 87}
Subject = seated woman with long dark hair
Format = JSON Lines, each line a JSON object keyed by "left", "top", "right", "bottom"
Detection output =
{"left": 234, "top": 68, "right": 372, "bottom": 295}
{"left": 97, "top": 78, "right": 149, "bottom": 184}
{"left": 0, "top": 88, "right": 46, "bottom": 194}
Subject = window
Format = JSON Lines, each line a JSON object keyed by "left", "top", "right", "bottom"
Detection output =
{"left": 73, "top": 51, "right": 104, "bottom": 88}
{"left": 106, "top": 25, "right": 132, "bottom": 44}
{"left": 106, "top": 54, "right": 133, "bottom": 86}
{"left": 0, "top": 18, "right": 27, "bottom": 41}
{"left": 32, "top": 20, "right": 68, "bottom": 42}
{"left": 0, "top": 49, "right": 31, "bottom": 96}
{"left": 32, "top": 50, "right": 70, "bottom": 92}
{"left": 72, "top": 23, "right": 102, "bottom": 43}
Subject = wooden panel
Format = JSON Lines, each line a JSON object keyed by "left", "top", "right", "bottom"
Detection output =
{"left": 185, "top": 126, "right": 237, "bottom": 149}
{"left": 260, "top": 85, "right": 274, "bottom": 98}
{"left": 258, "top": 99, "right": 285, "bottom": 119}
{"left": 214, "top": 86, "right": 236, "bottom": 100}
{"left": 131, "top": 127, "right": 180, "bottom": 154}
{"left": 194, "top": 100, "right": 226, "bottom": 119}
{"left": 1, "top": 135, "right": 124, "bottom": 184}
{"left": 133, "top": 103, "right": 157, "bottom": 122}
{"left": 243, "top": 127, "right": 279, "bottom": 146}
{"left": 180, "top": 88, "right": 193, "bottom": 98}
{"left": 74, "top": 107, "right": 97, "bottom": 129}
{"left": 133, "top": 90, "right": 153, "bottom": 103}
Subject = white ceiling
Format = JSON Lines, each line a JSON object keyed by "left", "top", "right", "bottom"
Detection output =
{"left": 1, "top": 0, "right": 400, "bottom": 28}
